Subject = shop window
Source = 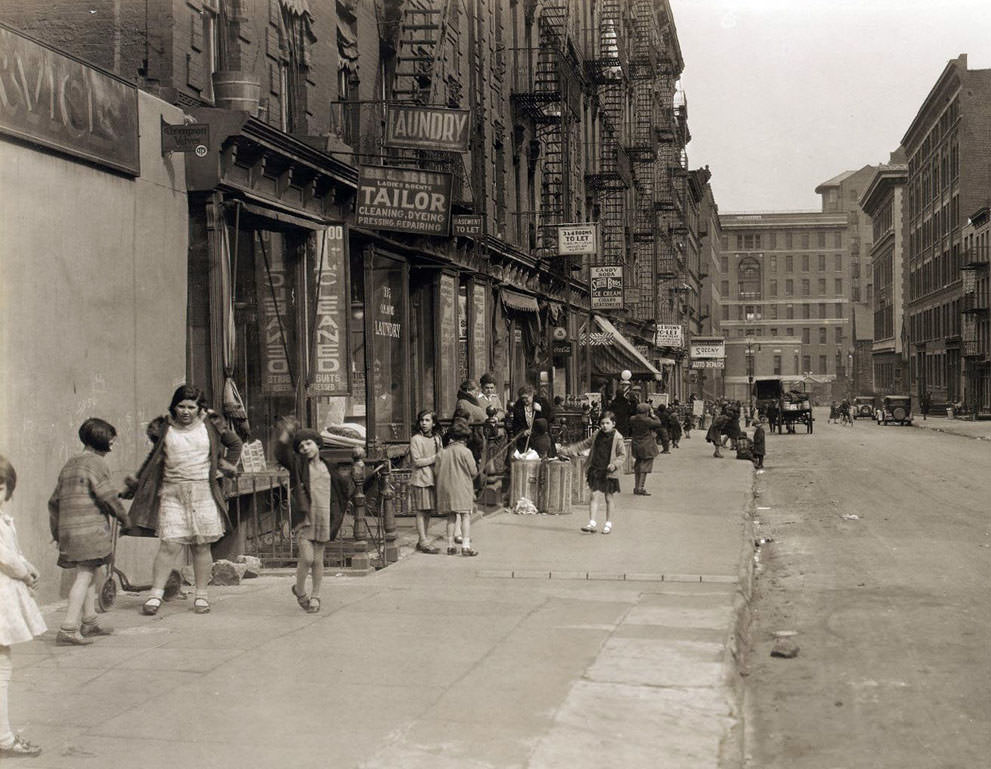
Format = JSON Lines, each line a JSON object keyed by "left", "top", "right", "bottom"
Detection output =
{"left": 367, "top": 254, "right": 409, "bottom": 444}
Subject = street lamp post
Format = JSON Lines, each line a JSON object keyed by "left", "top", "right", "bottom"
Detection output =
{"left": 745, "top": 335, "right": 756, "bottom": 425}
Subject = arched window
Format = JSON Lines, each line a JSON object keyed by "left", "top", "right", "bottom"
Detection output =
{"left": 738, "top": 256, "right": 762, "bottom": 299}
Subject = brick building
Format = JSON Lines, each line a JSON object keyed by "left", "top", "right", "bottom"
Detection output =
{"left": 901, "top": 54, "right": 991, "bottom": 412}
{"left": 961, "top": 207, "right": 990, "bottom": 416}
{"left": 718, "top": 211, "right": 850, "bottom": 403}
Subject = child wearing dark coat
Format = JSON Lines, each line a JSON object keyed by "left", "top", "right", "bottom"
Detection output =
{"left": 751, "top": 424, "right": 766, "bottom": 469}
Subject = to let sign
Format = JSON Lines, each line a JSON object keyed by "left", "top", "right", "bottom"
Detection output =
{"left": 453, "top": 214, "right": 484, "bottom": 237}
{"left": 0, "top": 24, "right": 140, "bottom": 175}
{"left": 357, "top": 165, "right": 453, "bottom": 236}
{"left": 384, "top": 105, "right": 471, "bottom": 152}
{"left": 558, "top": 224, "right": 598, "bottom": 256}
{"left": 590, "top": 265, "right": 623, "bottom": 310}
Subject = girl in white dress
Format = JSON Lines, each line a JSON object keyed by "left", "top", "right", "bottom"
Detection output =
{"left": 0, "top": 454, "right": 45, "bottom": 758}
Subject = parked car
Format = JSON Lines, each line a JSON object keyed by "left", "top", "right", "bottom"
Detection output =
{"left": 853, "top": 396, "right": 875, "bottom": 419}
{"left": 877, "top": 395, "right": 912, "bottom": 425}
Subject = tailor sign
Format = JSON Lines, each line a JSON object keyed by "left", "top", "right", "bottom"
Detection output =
{"left": 0, "top": 24, "right": 140, "bottom": 175}
{"left": 356, "top": 165, "right": 453, "bottom": 236}
{"left": 384, "top": 105, "right": 471, "bottom": 152}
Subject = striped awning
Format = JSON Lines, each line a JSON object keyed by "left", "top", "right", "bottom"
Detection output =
{"left": 501, "top": 288, "right": 539, "bottom": 313}
{"left": 588, "top": 315, "right": 661, "bottom": 377}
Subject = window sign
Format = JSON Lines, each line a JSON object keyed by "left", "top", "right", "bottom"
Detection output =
{"left": 437, "top": 273, "right": 459, "bottom": 418}
{"left": 257, "top": 235, "right": 293, "bottom": 395}
{"left": 370, "top": 257, "right": 407, "bottom": 443}
{"left": 472, "top": 283, "right": 487, "bottom": 378}
{"left": 310, "top": 225, "right": 349, "bottom": 395}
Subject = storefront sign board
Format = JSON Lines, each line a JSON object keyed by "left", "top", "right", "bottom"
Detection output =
{"left": 310, "top": 225, "right": 350, "bottom": 395}
{"left": 689, "top": 337, "right": 726, "bottom": 359}
{"left": 558, "top": 224, "right": 598, "bottom": 256}
{"left": 0, "top": 24, "right": 140, "bottom": 175}
{"left": 655, "top": 324, "right": 683, "bottom": 348}
{"left": 590, "top": 265, "right": 623, "bottom": 310}
{"left": 356, "top": 165, "right": 453, "bottom": 236}
{"left": 384, "top": 105, "right": 471, "bottom": 152}
{"left": 689, "top": 359, "right": 725, "bottom": 369}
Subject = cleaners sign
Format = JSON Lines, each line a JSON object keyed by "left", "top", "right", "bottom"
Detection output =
{"left": 384, "top": 105, "right": 470, "bottom": 152}
{"left": 357, "top": 165, "right": 453, "bottom": 236}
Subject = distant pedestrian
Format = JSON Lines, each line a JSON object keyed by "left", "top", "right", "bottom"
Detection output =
{"left": 409, "top": 410, "right": 443, "bottom": 554}
{"left": 706, "top": 413, "right": 730, "bottom": 458}
{"left": 628, "top": 403, "right": 662, "bottom": 495}
{"left": 921, "top": 391, "right": 932, "bottom": 421}
{"left": 123, "top": 385, "right": 242, "bottom": 617}
{"left": 48, "top": 418, "right": 130, "bottom": 645}
{"left": 654, "top": 404, "right": 672, "bottom": 453}
{"left": 275, "top": 422, "right": 355, "bottom": 613}
{"left": 560, "top": 411, "right": 626, "bottom": 534}
{"left": 0, "top": 454, "right": 45, "bottom": 759}
{"left": 436, "top": 422, "right": 479, "bottom": 556}
{"left": 751, "top": 423, "right": 766, "bottom": 469}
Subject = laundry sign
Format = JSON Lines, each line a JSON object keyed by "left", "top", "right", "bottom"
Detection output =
{"left": 384, "top": 105, "right": 471, "bottom": 152}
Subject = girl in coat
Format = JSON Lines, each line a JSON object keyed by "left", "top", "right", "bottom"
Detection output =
{"left": 124, "top": 385, "right": 242, "bottom": 616}
{"left": 409, "top": 410, "right": 442, "bottom": 554}
{"left": 275, "top": 423, "right": 355, "bottom": 612}
{"left": 48, "top": 418, "right": 131, "bottom": 645}
{"left": 0, "top": 454, "right": 45, "bottom": 759}
{"left": 435, "top": 422, "right": 479, "bottom": 556}
{"left": 560, "top": 411, "right": 626, "bottom": 534}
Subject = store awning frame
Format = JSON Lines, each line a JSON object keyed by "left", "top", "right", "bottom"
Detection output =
{"left": 591, "top": 315, "right": 661, "bottom": 377}
{"left": 501, "top": 287, "right": 540, "bottom": 313}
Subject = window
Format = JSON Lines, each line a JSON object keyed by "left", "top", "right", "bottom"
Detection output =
{"left": 769, "top": 232, "right": 777, "bottom": 249}
{"left": 834, "top": 232, "right": 842, "bottom": 248}
{"left": 801, "top": 233, "right": 810, "bottom": 249}
{"left": 785, "top": 279, "right": 794, "bottom": 296}
{"left": 786, "top": 232, "right": 793, "bottom": 249}
{"left": 818, "top": 278, "right": 826, "bottom": 293}
{"left": 769, "top": 255, "right": 778, "bottom": 271}
{"left": 819, "top": 327, "right": 827, "bottom": 344}
{"left": 738, "top": 257, "right": 762, "bottom": 299}
{"left": 802, "top": 304, "right": 811, "bottom": 319}
{"left": 768, "top": 305, "right": 778, "bottom": 319}
{"left": 769, "top": 279, "right": 777, "bottom": 296}
{"left": 771, "top": 327, "right": 778, "bottom": 337}
{"left": 802, "top": 355, "right": 811, "bottom": 371}
{"left": 720, "top": 280, "right": 729, "bottom": 296}
{"left": 802, "top": 328, "right": 810, "bottom": 343}
{"left": 720, "top": 256, "right": 728, "bottom": 273}
{"left": 721, "top": 305, "right": 729, "bottom": 321}
{"left": 835, "top": 302, "right": 843, "bottom": 317}
{"left": 801, "top": 279, "right": 810, "bottom": 296}
{"left": 785, "top": 255, "right": 794, "bottom": 272}
{"left": 819, "top": 302, "right": 827, "bottom": 318}
{"left": 786, "top": 305, "right": 794, "bottom": 320}
{"left": 819, "top": 354, "right": 827, "bottom": 372}
{"left": 818, "top": 254, "right": 826, "bottom": 271}
{"left": 773, "top": 355, "right": 782, "bottom": 374}
{"left": 835, "top": 254, "right": 843, "bottom": 271}
{"left": 802, "top": 254, "right": 809, "bottom": 272}
{"left": 736, "top": 234, "right": 744, "bottom": 249}
{"left": 721, "top": 236, "right": 729, "bottom": 251}
{"left": 817, "top": 232, "right": 826, "bottom": 248}
{"left": 835, "top": 327, "right": 844, "bottom": 344}
{"left": 787, "top": 326, "right": 794, "bottom": 336}
{"left": 835, "top": 278, "right": 843, "bottom": 294}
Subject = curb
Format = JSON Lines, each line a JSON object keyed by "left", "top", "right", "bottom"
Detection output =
{"left": 719, "top": 467, "right": 759, "bottom": 769}
{"left": 910, "top": 421, "right": 991, "bottom": 440}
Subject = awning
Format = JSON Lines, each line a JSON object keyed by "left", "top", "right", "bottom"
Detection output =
{"left": 501, "top": 288, "right": 539, "bottom": 313}
{"left": 590, "top": 315, "right": 661, "bottom": 377}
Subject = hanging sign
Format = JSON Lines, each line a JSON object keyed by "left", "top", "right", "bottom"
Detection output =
{"left": 310, "top": 225, "right": 350, "bottom": 395}
{"left": 689, "top": 337, "right": 726, "bottom": 359}
{"left": 558, "top": 224, "right": 598, "bottom": 256}
{"left": 590, "top": 265, "right": 623, "bottom": 310}
{"left": 552, "top": 341, "right": 573, "bottom": 357}
{"left": 384, "top": 105, "right": 471, "bottom": 151}
{"left": 356, "top": 165, "right": 453, "bottom": 236}
{"left": 655, "top": 324, "right": 684, "bottom": 348}
{"left": 161, "top": 118, "right": 209, "bottom": 155}
{"left": 257, "top": 235, "right": 293, "bottom": 395}
{"left": 453, "top": 214, "right": 485, "bottom": 237}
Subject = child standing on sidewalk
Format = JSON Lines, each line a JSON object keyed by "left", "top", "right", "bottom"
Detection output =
{"left": 49, "top": 419, "right": 131, "bottom": 645}
{"left": 0, "top": 454, "right": 45, "bottom": 759}
{"left": 435, "top": 422, "right": 479, "bottom": 556}
{"left": 409, "top": 410, "right": 442, "bottom": 554}
{"left": 751, "top": 423, "right": 766, "bottom": 469}
{"left": 560, "top": 411, "right": 625, "bottom": 534}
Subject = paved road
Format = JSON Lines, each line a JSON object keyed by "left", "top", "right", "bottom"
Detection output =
{"left": 744, "top": 409, "right": 991, "bottom": 769}
{"left": 12, "top": 435, "right": 753, "bottom": 769}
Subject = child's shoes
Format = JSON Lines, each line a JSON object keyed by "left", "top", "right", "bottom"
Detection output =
{"left": 80, "top": 619, "right": 113, "bottom": 637}
{"left": 56, "top": 629, "right": 93, "bottom": 646}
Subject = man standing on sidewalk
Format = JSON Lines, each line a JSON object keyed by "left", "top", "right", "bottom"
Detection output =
{"left": 921, "top": 391, "right": 932, "bottom": 421}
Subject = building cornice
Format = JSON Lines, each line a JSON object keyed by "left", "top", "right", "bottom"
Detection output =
{"left": 860, "top": 165, "right": 907, "bottom": 215}
{"left": 901, "top": 55, "right": 966, "bottom": 150}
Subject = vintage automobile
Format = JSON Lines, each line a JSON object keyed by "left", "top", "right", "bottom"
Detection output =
{"left": 877, "top": 395, "right": 913, "bottom": 425}
{"left": 853, "top": 396, "right": 875, "bottom": 419}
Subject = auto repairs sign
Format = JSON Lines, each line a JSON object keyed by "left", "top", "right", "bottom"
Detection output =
{"left": 357, "top": 165, "right": 453, "bottom": 236}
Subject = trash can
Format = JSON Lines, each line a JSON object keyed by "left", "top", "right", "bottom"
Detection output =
{"left": 571, "top": 453, "right": 591, "bottom": 506}
{"left": 509, "top": 458, "right": 541, "bottom": 509}
{"left": 623, "top": 438, "right": 634, "bottom": 474}
{"left": 540, "top": 459, "right": 572, "bottom": 515}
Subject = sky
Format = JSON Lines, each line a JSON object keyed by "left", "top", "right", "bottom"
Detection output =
{"left": 669, "top": 0, "right": 991, "bottom": 212}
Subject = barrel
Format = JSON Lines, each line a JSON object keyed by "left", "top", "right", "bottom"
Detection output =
{"left": 539, "top": 459, "right": 572, "bottom": 515}
{"left": 509, "top": 458, "right": 541, "bottom": 509}
{"left": 571, "top": 453, "right": 591, "bottom": 506}
{"left": 623, "top": 438, "right": 634, "bottom": 474}
{"left": 212, "top": 71, "right": 261, "bottom": 115}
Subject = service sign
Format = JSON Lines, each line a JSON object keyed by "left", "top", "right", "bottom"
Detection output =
{"left": 690, "top": 359, "right": 725, "bottom": 369}
{"left": 590, "top": 265, "right": 623, "bottom": 310}
{"left": 310, "top": 225, "right": 350, "bottom": 395}
{"left": 357, "top": 165, "right": 453, "bottom": 236}
{"left": 558, "top": 224, "right": 598, "bottom": 256}
{"left": 0, "top": 24, "right": 140, "bottom": 175}
{"left": 453, "top": 214, "right": 484, "bottom": 237}
{"left": 384, "top": 105, "right": 471, "bottom": 152}
{"left": 690, "top": 337, "right": 726, "bottom": 359}
{"left": 655, "top": 324, "right": 683, "bottom": 348}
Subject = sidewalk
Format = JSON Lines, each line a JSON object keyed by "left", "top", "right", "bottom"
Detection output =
{"left": 911, "top": 414, "right": 991, "bottom": 440}
{"left": 11, "top": 439, "right": 755, "bottom": 769}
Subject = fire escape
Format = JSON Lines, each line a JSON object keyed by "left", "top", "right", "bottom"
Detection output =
{"left": 388, "top": 0, "right": 472, "bottom": 206}
{"left": 586, "top": 1, "right": 632, "bottom": 281}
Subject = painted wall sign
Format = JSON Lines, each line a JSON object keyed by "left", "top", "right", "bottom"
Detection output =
{"left": 472, "top": 283, "right": 487, "bottom": 378}
{"left": 257, "top": 238, "right": 292, "bottom": 395}
{"left": 384, "top": 105, "right": 471, "bottom": 151}
{"left": 590, "top": 265, "right": 623, "bottom": 310}
{"left": 356, "top": 165, "right": 453, "bottom": 236}
{"left": 437, "top": 273, "right": 459, "bottom": 417}
{"left": 453, "top": 214, "right": 484, "bottom": 237}
{"left": 0, "top": 24, "right": 140, "bottom": 175}
{"left": 161, "top": 119, "right": 209, "bottom": 155}
{"left": 689, "top": 337, "right": 726, "bottom": 359}
{"left": 558, "top": 224, "right": 598, "bottom": 256}
{"left": 310, "top": 225, "right": 349, "bottom": 395}
{"left": 655, "top": 324, "right": 684, "bottom": 349}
